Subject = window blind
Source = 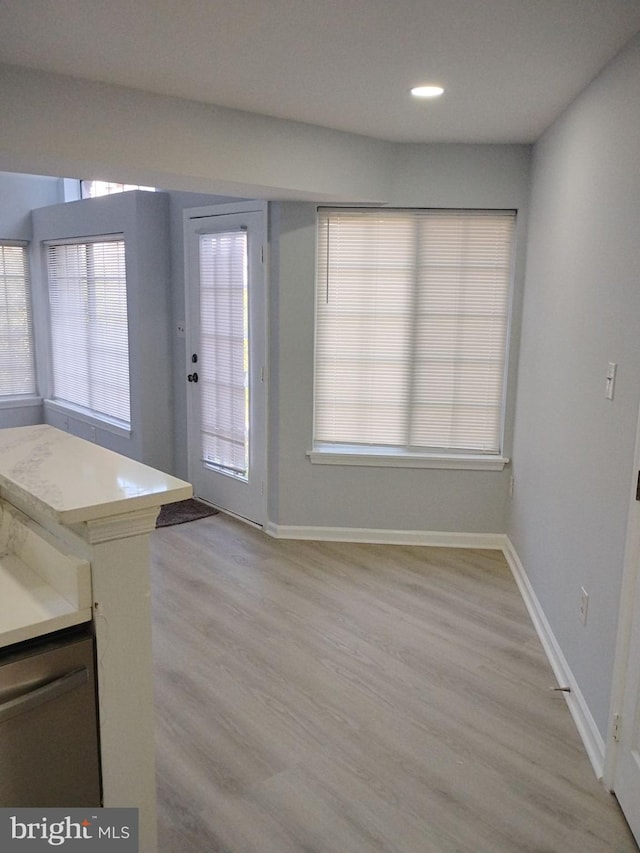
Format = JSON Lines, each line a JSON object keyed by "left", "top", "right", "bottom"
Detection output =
{"left": 314, "top": 208, "right": 515, "bottom": 454}
{"left": 46, "top": 237, "right": 131, "bottom": 426}
{"left": 198, "top": 230, "right": 249, "bottom": 479}
{"left": 0, "top": 242, "right": 36, "bottom": 396}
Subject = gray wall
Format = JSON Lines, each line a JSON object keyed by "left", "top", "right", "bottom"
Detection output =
{"left": 0, "top": 63, "right": 392, "bottom": 203}
{"left": 508, "top": 34, "right": 640, "bottom": 737}
{"left": 0, "top": 171, "right": 63, "bottom": 239}
{"left": 0, "top": 171, "right": 63, "bottom": 428}
{"left": 269, "top": 144, "right": 531, "bottom": 531}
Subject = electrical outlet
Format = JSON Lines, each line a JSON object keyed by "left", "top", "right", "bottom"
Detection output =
{"left": 579, "top": 587, "right": 589, "bottom": 625}
{"left": 90, "top": 426, "right": 97, "bottom": 442}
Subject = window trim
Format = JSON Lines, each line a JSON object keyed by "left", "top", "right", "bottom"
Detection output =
{"left": 44, "top": 398, "right": 131, "bottom": 438}
{"left": 311, "top": 206, "right": 516, "bottom": 465}
{"left": 0, "top": 395, "right": 42, "bottom": 410}
{"left": 308, "top": 445, "right": 509, "bottom": 470}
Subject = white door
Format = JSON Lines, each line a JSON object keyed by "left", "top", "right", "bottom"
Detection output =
{"left": 184, "top": 202, "right": 267, "bottom": 526}
{"left": 612, "top": 482, "right": 640, "bottom": 844}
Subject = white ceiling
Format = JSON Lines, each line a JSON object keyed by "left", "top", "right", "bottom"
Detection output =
{"left": 0, "top": 0, "right": 639, "bottom": 144}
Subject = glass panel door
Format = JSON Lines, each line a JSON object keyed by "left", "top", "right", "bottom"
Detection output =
{"left": 185, "top": 204, "right": 266, "bottom": 526}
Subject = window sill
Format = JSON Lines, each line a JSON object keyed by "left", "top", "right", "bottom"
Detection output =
{"left": 44, "top": 400, "right": 132, "bottom": 439}
{"left": 307, "top": 446, "right": 509, "bottom": 471}
{"left": 0, "top": 395, "right": 43, "bottom": 410}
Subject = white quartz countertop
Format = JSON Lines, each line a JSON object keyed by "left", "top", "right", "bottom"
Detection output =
{"left": 0, "top": 425, "right": 192, "bottom": 524}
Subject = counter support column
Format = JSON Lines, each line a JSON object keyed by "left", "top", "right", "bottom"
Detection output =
{"left": 80, "top": 510, "right": 160, "bottom": 853}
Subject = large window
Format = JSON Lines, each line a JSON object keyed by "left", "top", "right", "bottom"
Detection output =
{"left": 80, "top": 181, "right": 156, "bottom": 199}
{"left": 0, "top": 242, "right": 36, "bottom": 397}
{"left": 46, "top": 237, "right": 131, "bottom": 427}
{"left": 314, "top": 208, "right": 515, "bottom": 461}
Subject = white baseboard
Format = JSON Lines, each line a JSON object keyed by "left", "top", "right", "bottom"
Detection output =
{"left": 265, "top": 522, "right": 505, "bottom": 550}
{"left": 503, "top": 536, "right": 605, "bottom": 779}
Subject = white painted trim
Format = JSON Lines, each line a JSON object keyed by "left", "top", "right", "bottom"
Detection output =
{"left": 75, "top": 508, "right": 160, "bottom": 544}
{"left": 603, "top": 402, "right": 640, "bottom": 790}
{"left": 44, "top": 399, "right": 131, "bottom": 438}
{"left": 265, "top": 522, "right": 505, "bottom": 550}
{"left": 0, "top": 396, "right": 42, "bottom": 410}
{"left": 503, "top": 536, "right": 605, "bottom": 779}
{"left": 308, "top": 448, "right": 509, "bottom": 470}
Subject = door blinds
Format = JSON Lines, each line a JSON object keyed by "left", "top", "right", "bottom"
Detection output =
{"left": 198, "top": 229, "right": 249, "bottom": 479}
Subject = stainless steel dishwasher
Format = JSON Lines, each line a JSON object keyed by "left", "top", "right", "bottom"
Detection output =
{"left": 0, "top": 625, "right": 101, "bottom": 807}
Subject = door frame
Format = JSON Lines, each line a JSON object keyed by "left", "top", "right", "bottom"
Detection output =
{"left": 183, "top": 200, "right": 268, "bottom": 526}
{"left": 603, "top": 395, "right": 640, "bottom": 799}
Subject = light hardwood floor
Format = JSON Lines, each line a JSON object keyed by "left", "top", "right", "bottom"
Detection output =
{"left": 150, "top": 512, "right": 637, "bottom": 853}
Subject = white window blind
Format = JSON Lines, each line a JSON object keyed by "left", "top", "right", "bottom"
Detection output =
{"left": 0, "top": 242, "right": 36, "bottom": 396}
{"left": 46, "top": 237, "right": 131, "bottom": 427}
{"left": 199, "top": 230, "right": 249, "bottom": 479}
{"left": 314, "top": 208, "right": 515, "bottom": 455}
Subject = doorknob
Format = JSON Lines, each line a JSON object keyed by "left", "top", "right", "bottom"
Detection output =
{"left": 187, "top": 372, "right": 199, "bottom": 383}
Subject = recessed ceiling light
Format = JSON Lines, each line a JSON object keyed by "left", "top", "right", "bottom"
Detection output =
{"left": 410, "top": 85, "right": 444, "bottom": 98}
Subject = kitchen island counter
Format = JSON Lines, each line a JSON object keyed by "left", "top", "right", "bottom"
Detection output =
{"left": 0, "top": 425, "right": 191, "bottom": 853}
{"left": 0, "top": 424, "right": 191, "bottom": 525}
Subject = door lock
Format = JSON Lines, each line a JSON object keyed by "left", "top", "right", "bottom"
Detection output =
{"left": 187, "top": 372, "right": 199, "bottom": 383}
{"left": 192, "top": 353, "right": 198, "bottom": 363}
